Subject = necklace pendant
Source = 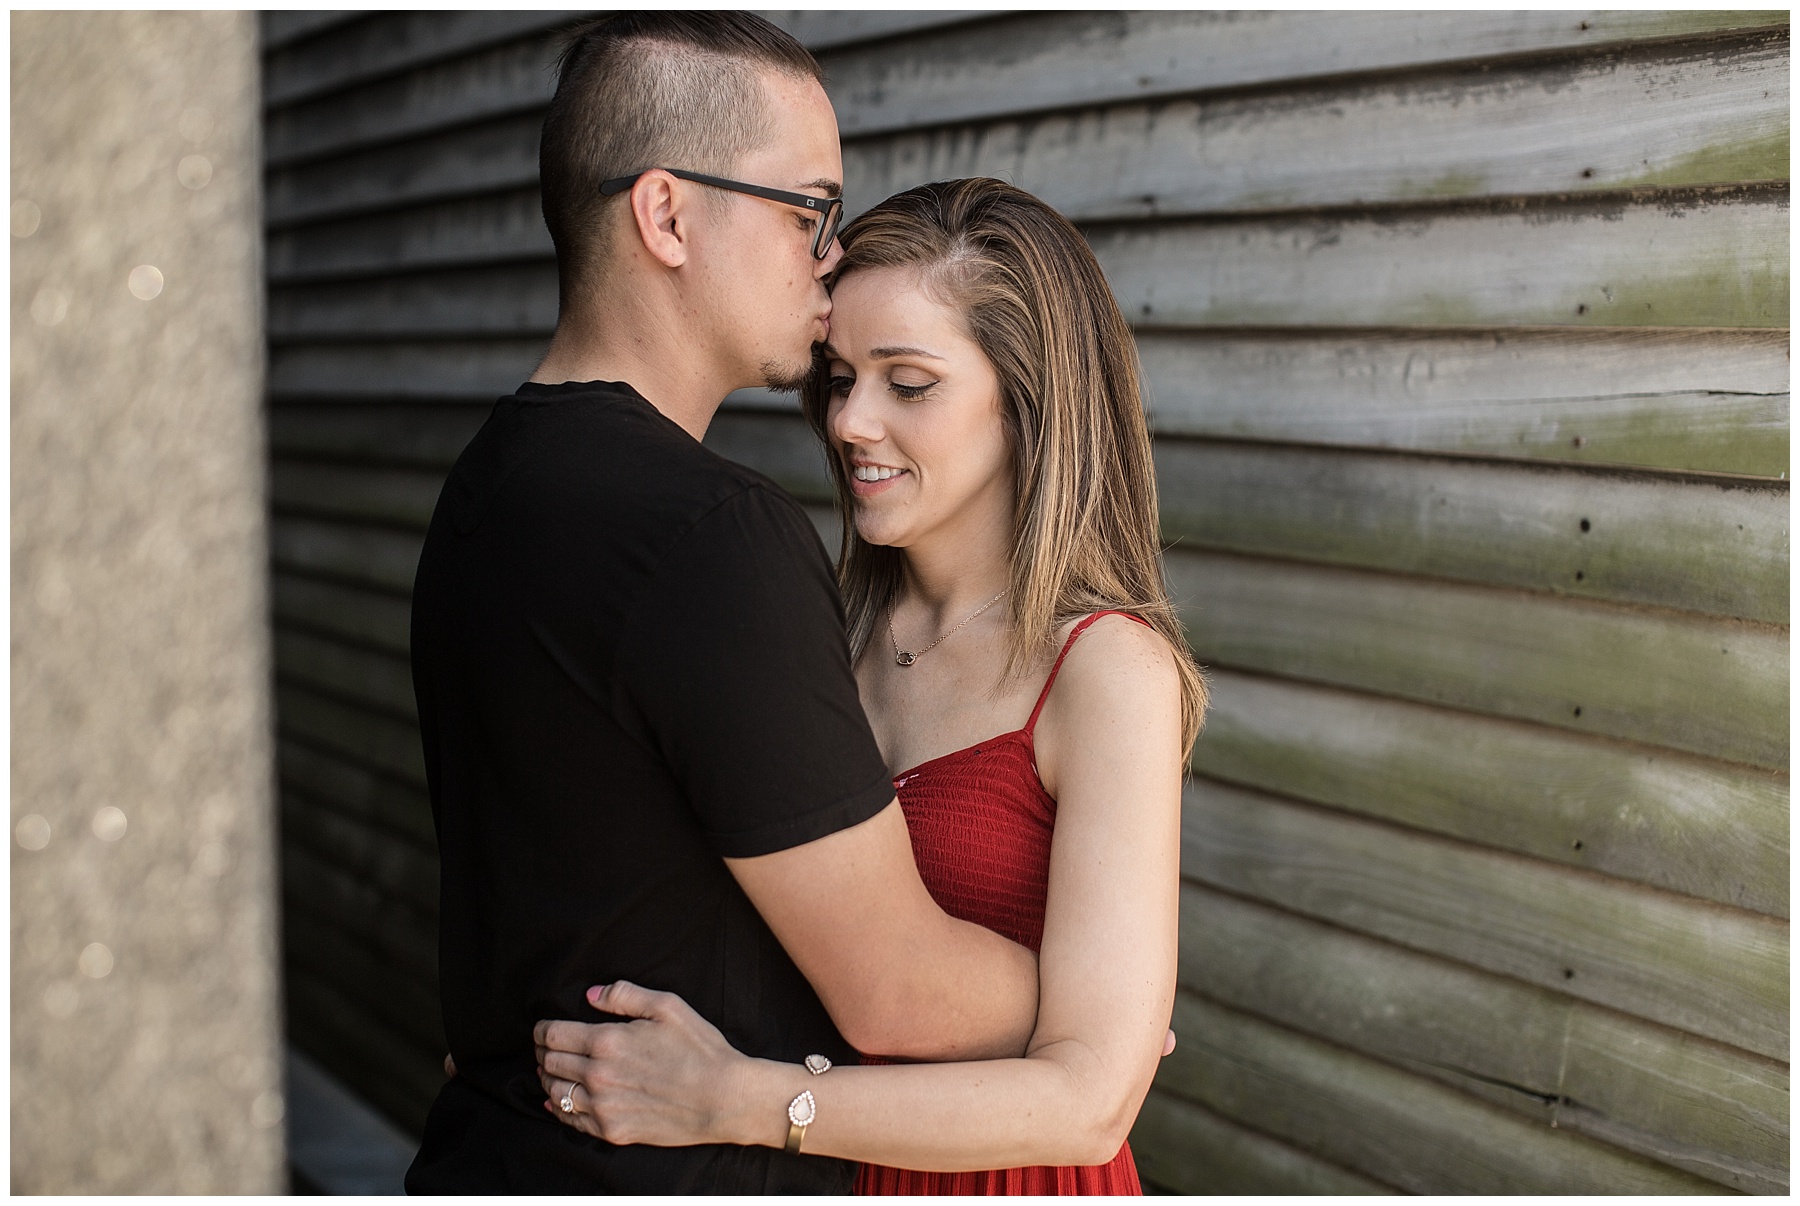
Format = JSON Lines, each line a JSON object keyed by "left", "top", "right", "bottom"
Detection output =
{"left": 894, "top": 650, "right": 916, "bottom": 667}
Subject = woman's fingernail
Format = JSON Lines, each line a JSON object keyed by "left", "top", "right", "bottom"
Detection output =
{"left": 587, "top": 983, "right": 608, "bottom": 1003}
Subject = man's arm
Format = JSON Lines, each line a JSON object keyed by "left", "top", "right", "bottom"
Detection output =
{"left": 726, "top": 799, "right": 1038, "bottom": 1061}
{"left": 617, "top": 485, "right": 1035, "bottom": 1060}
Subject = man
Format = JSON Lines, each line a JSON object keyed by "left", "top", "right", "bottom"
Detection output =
{"left": 405, "top": 13, "right": 1039, "bottom": 1194}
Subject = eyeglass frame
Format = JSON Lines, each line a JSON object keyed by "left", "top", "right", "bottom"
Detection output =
{"left": 599, "top": 168, "right": 843, "bottom": 260}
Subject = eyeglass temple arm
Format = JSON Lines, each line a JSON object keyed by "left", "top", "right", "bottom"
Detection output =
{"left": 600, "top": 169, "right": 833, "bottom": 212}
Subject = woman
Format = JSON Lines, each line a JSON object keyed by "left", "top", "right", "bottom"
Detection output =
{"left": 535, "top": 178, "right": 1206, "bottom": 1193}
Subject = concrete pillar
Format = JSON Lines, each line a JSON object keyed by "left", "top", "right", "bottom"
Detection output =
{"left": 11, "top": 12, "right": 283, "bottom": 1192}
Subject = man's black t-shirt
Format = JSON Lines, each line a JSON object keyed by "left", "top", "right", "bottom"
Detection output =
{"left": 405, "top": 380, "right": 894, "bottom": 1194}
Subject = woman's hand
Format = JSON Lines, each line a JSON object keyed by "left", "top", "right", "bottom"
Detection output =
{"left": 535, "top": 981, "right": 759, "bottom": 1148}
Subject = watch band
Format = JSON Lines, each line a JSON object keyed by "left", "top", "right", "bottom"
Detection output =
{"left": 783, "top": 1055, "right": 832, "bottom": 1154}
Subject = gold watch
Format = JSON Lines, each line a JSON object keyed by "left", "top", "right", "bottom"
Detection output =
{"left": 783, "top": 1054, "right": 832, "bottom": 1154}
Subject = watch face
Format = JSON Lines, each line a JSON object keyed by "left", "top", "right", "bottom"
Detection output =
{"left": 789, "top": 1089, "right": 817, "bottom": 1127}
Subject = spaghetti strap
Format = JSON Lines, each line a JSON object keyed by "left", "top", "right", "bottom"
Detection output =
{"left": 1023, "top": 610, "right": 1153, "bottom": 734}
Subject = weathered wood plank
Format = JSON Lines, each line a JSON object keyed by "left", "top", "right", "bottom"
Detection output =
{"left": 824, "top": 10, "right": 1791, "bottom": 138}
{"left": 1131, "top": 1087, "right": 1395, "bottom": 1195}
{"left": 269, "top": 403, "right": 487, "bottom": 470}
{"left": 267, "top": 109, "right": 545, "bottom": 229}
{"left": 283, "top": 841, "right": 438, "bottom": 975}
{"left": 765, "top": 10, "right": 994, "bottom": 52}
{"left": 1168, "top": 548, "right": 1788, "bottom": 769}
{"left": 1182, "top": 780, "right": 1789, "bottom": 1061}
{"left": 262, "top": 11, "right": 361, "bottom": 53}
{"left": 269, "top": 262, "right": 557, "bottom": 340}
{"left": 270, "top": 515, "right": 424, "bottom": 596}
{"left": 269, "top": 339, "right": 543, "bottom": 401}
{"left": 266, "top": 190, "right": 1788, "bottom": 331}
{"left": 1569, "top": 1007, "right": 1789, "bottom": 1193}
{"left": 265, "top": 11, "right": 586, "bottom": 108}
{"left": 1198, "top": 669, "right": 1789, "bottom": 917}
{"left": 706, "top": 408, "right": 1792, "bottom": 619}
{"left": 285, "top": 909, "right": 443, "bottom": 1064}
{"left": 284, "top": 791, "right": 437, "bottom": 914}
{"left": 1158, "top": 440, "right": 1788, "bottom": 623}
{"left": 279, "top": 738, "right": 435, "bottom": 847}
{"left": 285, "top": 966, "right": 443, "bottom": 1137}
{"left": 1180, "top": 883, "right": 1789, "bottom": 1192}
{"left": 844, "top": 33, "right": 1790, "bottom": 220}
{"left": 273, "top": 572, "right": 413, "bottom": 657}
{"left": 267, "top": 187, "right": 550, "bottom": 283}
{"left": 800, "top": 502, "right": 842, "bottom": 558}
{"left": 269, "top": 403, "right": 488, "bottom": 470}
{"left": 270, "top": 332, "right": 1786, "bottom": 478}
{"left": 278, "top": 681, "right": 427, "bottom": 788}
{"left": 1137, "top": 328, "right": 1789, "bottom": 478}
{"left": 1091, "top": 192, "right": 1788, "bottom": 329}
{"left": 276, "top": 627, "right": 419, "bottom": 721}
{"left": 1158, "top": 990, "right": 1723, "bottom": 1194}
{"left": 270, "top": 460, "right": 446, "bottom": 531}
{"left": 265, "top": 34, "right": 560, "bottom": 167}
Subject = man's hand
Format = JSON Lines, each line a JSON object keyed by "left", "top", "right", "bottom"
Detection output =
{"left": 725, "top": 801, "right": 1038, "bottom": 1060}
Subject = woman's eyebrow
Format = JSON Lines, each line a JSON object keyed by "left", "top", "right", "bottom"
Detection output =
{"left": 868, "top": 345, "right": 946, "bottom": 361}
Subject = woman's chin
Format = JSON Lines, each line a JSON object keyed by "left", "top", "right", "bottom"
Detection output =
{"left": 851, "top": 518, "right": 906, "bottom": 549}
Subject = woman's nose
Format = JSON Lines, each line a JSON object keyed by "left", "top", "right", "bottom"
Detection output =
{"left": 831, "top": 382, "right": 884, "bottom": 446}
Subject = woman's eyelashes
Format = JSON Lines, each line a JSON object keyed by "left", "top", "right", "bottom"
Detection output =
{"left": 825, "top": 373, "right": 937, "bottom": 401}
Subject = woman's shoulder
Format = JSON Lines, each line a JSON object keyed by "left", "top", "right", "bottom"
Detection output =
{"left": 1059, "top": 611, "right": 1179, "bottom": 682}
{"left": 1031, "top": 610, "right": 1182, "bottom": 802}
{"left": 1039, "top": 613, "right": 1181, "bottom": 749}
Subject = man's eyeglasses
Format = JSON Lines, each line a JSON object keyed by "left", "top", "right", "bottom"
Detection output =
{"left": 600, "top": 168, "right": 843, "bottom": 260}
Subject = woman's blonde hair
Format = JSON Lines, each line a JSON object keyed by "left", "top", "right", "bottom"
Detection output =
{"left": 802, "top": 177, "right": 1206, "bottom": 756}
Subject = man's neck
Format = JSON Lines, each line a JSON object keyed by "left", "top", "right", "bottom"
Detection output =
{"left": 530, "top": 293, "right": 735, "bottom": 443}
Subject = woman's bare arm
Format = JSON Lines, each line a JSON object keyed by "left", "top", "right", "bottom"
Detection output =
{"left": 538, "top": 616, "right": 1183, "bottom": 1170}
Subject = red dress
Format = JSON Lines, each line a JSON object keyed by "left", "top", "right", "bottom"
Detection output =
{"left": 855, "top": 612, "right": 1145, "bottom": 1196}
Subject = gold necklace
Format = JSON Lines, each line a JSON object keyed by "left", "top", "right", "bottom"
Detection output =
{"left": 887, "top": 589, "right": 1008, "bottom": 667}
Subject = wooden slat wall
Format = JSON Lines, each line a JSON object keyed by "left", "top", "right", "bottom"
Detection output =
{"left": 260, "top": 11, "right": 1789, "bottom": 1190}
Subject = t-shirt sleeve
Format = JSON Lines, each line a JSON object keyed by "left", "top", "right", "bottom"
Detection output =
{"left": 615, "top": 484, "right": 895, "bottom": 858}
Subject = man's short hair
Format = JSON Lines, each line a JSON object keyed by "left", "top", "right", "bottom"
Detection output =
{"left": 540, "top": 12, "right": 823, "bottom": 291}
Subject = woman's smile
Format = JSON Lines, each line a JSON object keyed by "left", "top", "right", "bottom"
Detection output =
{"left": 848, "top": 460, "right": 910, "bottom": 496}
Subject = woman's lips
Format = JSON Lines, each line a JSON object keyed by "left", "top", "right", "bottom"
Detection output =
{"left": 848, "top": 467, "right": 908, "bottom": 498}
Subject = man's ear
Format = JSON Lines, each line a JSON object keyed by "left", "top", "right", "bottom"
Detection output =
{"left": 627, "top": 170, "right": 690, "bottom": 269}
